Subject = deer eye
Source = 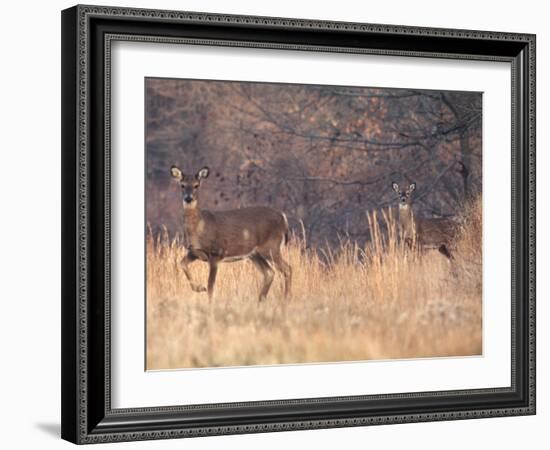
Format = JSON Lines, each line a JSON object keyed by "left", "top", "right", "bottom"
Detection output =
{"left": 193, "top": 183, "right": 199, "bottom": 189}
{"left": 181, "top": 184, "right": 186, "bottom": 188}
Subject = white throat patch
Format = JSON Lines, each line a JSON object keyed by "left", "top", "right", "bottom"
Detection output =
{"left": 182, "top": 199, "right": 198, "bottom": 209}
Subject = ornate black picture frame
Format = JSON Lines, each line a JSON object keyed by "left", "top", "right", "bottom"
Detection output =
{"left": 61, "top": 4, "right": 536, "bottom": 444}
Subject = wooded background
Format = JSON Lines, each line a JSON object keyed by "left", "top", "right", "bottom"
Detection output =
{"left": 146, "top": 78, "right": 482, "bottom": 248}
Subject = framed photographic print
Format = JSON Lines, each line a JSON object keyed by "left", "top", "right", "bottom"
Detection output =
{"left": 61, "top": 4, "right": 536, "bottom": 444}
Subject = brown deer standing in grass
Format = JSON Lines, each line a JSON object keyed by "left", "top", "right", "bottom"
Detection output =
{"left": 391, "top": 182, "right": 459, "bottom": 260}
{"left": 170, "top": 165, "right": 292, "bottom": 301}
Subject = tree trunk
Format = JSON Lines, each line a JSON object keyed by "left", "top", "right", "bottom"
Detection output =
{"left": 459, "top": 133, "right": 471, "bottom": 200}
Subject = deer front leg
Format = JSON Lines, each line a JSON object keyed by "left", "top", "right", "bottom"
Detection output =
{"left": 180, "top": 252, "right": 206, "bottom": 293}
{"left": 272, "top": 252, "right": 292, "bottom": 300}
{"left": 207, "top": 260, "right": 219, "bottom": 301}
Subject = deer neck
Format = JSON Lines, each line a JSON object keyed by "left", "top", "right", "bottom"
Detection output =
{"left": 398, "top": 203, "right": 415, "bottom": 230}
{"left": 182, "top": 205, "right": 205, "bottom": 241}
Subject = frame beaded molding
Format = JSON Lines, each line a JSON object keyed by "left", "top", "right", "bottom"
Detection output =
{"left": 85, "top": 407, "right": 533, "bottom": 444}
{"left": 72, "top": 4, "right": 536, "bottom": 444}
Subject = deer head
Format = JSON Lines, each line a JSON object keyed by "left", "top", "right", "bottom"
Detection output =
{"left": 392, "top": 181, "right": 416, "bottom": 210}
{"left": 170, "top": 166, "right": 210, "bottom": 209}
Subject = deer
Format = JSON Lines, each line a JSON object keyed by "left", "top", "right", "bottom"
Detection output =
{"left": 391, "top": 181, "right": 459, "bottom": 260}
{"left": 170, "top": 165, "right": 292, "bottom": 302}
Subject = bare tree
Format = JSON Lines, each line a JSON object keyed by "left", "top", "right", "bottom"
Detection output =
{"left": 146, "top": 79, "right": 482, "bottom": 248}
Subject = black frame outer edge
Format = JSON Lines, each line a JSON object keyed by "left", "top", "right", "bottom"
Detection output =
{"left": 61, "top": 5, "right": 78, "bottom": 444}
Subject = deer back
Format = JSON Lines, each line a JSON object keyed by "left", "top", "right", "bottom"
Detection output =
{"left": 187, "top": 206, "right": 288, "bottom": 260}
{"left": 416, "top": 217, "right": 459, "bottom": 247}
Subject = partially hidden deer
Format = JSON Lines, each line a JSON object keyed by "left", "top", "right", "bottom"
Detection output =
{"left": 170, "top": 165, "right": 292, "bottom": 301}
{"left": 391, "top": 181, "right": 459, "bottom": 260}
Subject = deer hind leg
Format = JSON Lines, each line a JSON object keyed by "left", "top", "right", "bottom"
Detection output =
{"left": 271, "top": 252, "right": 292, "bottom": 299}
{"left": 438, "top": 244, "right": 453, "bottom": 260}
{"left": 207, "top": 259, "right": 219, "bottom": 301}
{"left": 250, "top": 253, "right": 274, "bottom": 302}
{"left": 180, "top": 252, "right": 206, "bottom": 293}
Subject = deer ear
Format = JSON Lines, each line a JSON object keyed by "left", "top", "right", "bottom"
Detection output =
{"left": 196, "top": 166, "right": 210, "bottom": 180}
{"left": 409, "top": 182, "right": 416, "bottom": 192}
{"left": 170, "top": 166, "right": 184, "bottom": 181}
{"left": 392, "top": 181, "right": 399, "bottom": 193}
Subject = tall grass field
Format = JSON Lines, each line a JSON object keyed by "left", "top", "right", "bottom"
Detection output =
{"left": 146, "top": 199, "right": 482, "bottom": 370}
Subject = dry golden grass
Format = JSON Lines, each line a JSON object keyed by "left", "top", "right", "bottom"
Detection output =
{"left": 146, "top": 199, "right": 482, "bottom": 370}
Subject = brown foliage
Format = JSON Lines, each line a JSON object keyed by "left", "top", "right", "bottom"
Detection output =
{"left": 146, "top": 78, "right": 482, "bottom": 248}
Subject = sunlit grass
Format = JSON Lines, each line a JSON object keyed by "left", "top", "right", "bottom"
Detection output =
{"left": 146, "top": 198, "right": 482, "bottom": 369}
